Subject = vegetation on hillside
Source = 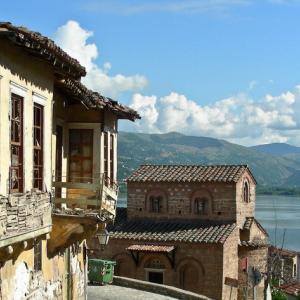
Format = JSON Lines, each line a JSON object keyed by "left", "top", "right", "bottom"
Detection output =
{"left": 118, "top": 132, "right": 300, "bottom": 195}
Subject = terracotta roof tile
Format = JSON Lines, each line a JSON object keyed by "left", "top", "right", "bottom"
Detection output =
{"left": 127, "top": 164, "right": 256, "bottom": 184}
{"left": 269, "top": 246, "right": 300, "bottom": 258}
{"left": 56, "top": 79, "right": 140, "bottom": 121}
{"left": 279, "top": 281, "right": 300, "bottom": 296}
{"left": 0, "top": 22, "right": 85, "bottom": 78}
{"left": 126, "top": 244, "right": 175, "bottom": 253}
{"left": 108, "top": 208, "right": 236, "bottom": 244}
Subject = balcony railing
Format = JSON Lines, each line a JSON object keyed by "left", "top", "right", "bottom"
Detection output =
{"left": 0, "top": 191, "right": 52, "bottom": 249}
{"left": 52, "top": 173, "right": 118, "bottom": 220}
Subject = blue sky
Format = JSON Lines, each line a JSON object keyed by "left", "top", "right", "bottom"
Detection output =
{"left": 2, "top": 0, "right": 300, "bottom": 145}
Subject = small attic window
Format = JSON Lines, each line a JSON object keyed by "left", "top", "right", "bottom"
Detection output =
{"left": 243, "top": 181, "right": 250, "bottom": 203}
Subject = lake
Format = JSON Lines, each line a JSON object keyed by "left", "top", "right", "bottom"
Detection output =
{"left": 256, "top": 195, "right": 300, "bottom": 251}
{"left": 117, "top": 195, "right": 300, "bottom": 251}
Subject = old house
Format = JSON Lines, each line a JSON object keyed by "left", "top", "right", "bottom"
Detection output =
{"left": 0, "top": 22, "right": 139, "bottom": 299}
{"left": 279, "top": 281, "right": 300, "bottom": 300}
{"left": 269, "top": 246, "right": 300, "bottom": 285}
{"left": 89, "top": 164, "right": 269, "bottom": 300}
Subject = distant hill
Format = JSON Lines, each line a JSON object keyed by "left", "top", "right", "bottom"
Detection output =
{"left": 251, "top": 143, "right": 300, "bottom": 155}
{"left": 118, "top": 132, "right": 300, "bottom": 190}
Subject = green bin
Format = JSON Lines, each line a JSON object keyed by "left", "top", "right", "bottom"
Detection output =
{"left": 88, "top": 259, "right": 116, "bottom": 284}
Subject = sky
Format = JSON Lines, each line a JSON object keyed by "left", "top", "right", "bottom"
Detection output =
{"left": 2, "top": 0, "right": 300, "bottom": 146}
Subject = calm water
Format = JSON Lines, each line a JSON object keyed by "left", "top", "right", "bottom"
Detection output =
{"left": 117, "top": 195, "right": 300, "bottom": 251}
{"left": 256, "top": 195, "right": 300, "bottom": 251}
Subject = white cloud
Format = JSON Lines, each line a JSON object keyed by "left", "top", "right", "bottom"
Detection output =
{"left": 54, "top": 20, "right": 147, "bottom": 98}
{"left": 128, "top": 86, "right": 300, "bottom": 146}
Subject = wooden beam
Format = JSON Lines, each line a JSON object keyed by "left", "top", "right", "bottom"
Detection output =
{"left": 52, "top": 181, "right": 100, "bottom": 190}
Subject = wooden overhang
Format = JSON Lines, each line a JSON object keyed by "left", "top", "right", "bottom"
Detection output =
{"left": 126, "top": 244, "right": 176, "bottom": 269}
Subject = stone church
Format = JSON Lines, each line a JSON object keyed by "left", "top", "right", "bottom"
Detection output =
{"left": 89, "top": 164, "right": 269, "bottom": 300}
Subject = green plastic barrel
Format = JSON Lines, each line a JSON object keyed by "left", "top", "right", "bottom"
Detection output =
{"left": 88, "top": 259, "right": 116, "bottom": 284}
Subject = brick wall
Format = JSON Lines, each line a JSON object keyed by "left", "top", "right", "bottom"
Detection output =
{"left": 127, "top": 181, "right": 237, "bottom": 223}
{"left": 127, "top": 170, "right": 255, "bottom": 226}
{"left": 222, "top": 228, "right": 239, "bottom": 300}
{"left": 90, "top": 237, "right": 230, "bottom": 300}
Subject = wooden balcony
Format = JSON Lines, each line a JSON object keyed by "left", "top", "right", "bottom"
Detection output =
{"left": 0, "top": 191, "right": 52, "bottom": 250}
{"left": 52, "top": 174, "right": 118, "bottom": 221}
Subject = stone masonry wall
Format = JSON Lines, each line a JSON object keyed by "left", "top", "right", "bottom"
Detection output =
{"left": 0, "top": 192, "right": 51, "bottom": 239}
{"left": 127, "top": 181, "right": 237, "bottom": 222}
{"left": 238, "top": 246, "right": 268, "bottom": 300}
{"left": 235, "top": 171, "right": 256, "bottom": 229}
{"left": 222, "top": 228, "right": 239, "bottom": 300}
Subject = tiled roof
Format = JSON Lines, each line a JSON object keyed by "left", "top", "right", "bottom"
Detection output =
{"left": 108, "top": 208, "right": 236, "bottom": 244}
{"left": 127, "top": 164, "right": 256, "bottom": 184}
{"left": 0, "top": 22, "right": 140, "bottom": 121}
{"left": 279, "top": 281, "right": 300, "bottom": 296}
{"left": 0, "top": 22, "right": 85, "bottom": 79}
{"left": 269, "top": 246, "right": 300, "bottom": 258}
{"left": 243, "top": 217, "right": 254, "bottom": 230}
{"left": 126, "top": 244, "right": 175, "bottom": 253}
{"left": 56, "top": 79, "right": 140, "bottom": 121}
{"left": 243, "top": 217, "right": 269, "bottom": 236}
{"left": 239, "top": 239, "right": 269, "bottom": 248}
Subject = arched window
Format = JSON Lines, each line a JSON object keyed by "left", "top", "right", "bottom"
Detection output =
{"left": 243, "top": 181, "right": 250, "bottom": 203}
{"left": 194, "top": 197, "right": 208, "bottom": 215}
{"left": 150, "top": 195, "right": 163, "bottom": 213}
{"left": 147, "top": 191, "right": 166, "bottom": 213}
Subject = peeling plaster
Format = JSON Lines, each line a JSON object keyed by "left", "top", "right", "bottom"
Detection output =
{"left": 11, "top": 262, "right": 63, "bottom": 300}
{"left": 71, "top": 253, "right": 85, "bottom": 298}
{"left": 13, "top": 262, "right": 30, "bottom": 300}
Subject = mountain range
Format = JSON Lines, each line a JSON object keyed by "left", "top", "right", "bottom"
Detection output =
{"left": 117, "top": 131, "right": 300, "bottom": 191}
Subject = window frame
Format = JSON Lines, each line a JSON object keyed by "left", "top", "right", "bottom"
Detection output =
{"left": 243, "top": 180, "right": 250, "bottom": 203}
{"left": 33, "top": 103, "right": 44, "bottom": 191}
{"left": 10, "top": 93, "right": 24, "bottom": 193}
{"left": 150, "top": 195, "right": 162, "bottom": 213}
{"left": 194, "top": 197, "right": 208, "bottom": 215}
{"left": 68, "top": 128, "right": 94, "bottom": 183}
{"left": 104, "top": 132, "right": 109, "bottom": 186}
{"left": 109, "top": 133, "right": 114, "bottom": 185}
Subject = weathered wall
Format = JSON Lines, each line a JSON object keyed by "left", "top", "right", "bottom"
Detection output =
{"left": 127, "top": 181, "right": 237, "bottom": 222}
{"left": 0, "top": 192, "right": 51, "bottom": 244}
{"left": 238, "top": 246, "right": 268, "bottom": 300}
{"left": 0, "top": 39, "right": 53, "bottom": 196}
{"left": 90, "top": 237, "right": 229, "bottom": 300}
{"left": 0, "top": 239, "right": 86, "bottom": 300}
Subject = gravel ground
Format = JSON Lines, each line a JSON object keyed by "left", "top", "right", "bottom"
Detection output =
{"left": 87, "top": 284, "right": 178, "bottom": 300}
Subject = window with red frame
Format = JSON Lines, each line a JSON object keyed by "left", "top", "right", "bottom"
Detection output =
{"left": 104, "top": 132, "right": 109, "bottom": 185}
{"left": 110, "top": 134, "right": 114, "bottom": 186}
{"left": 33, "top": 103, "right": 44, "bottom": 190}
{"left": 10, "top": 93, "right": 24, "bottom": 193}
